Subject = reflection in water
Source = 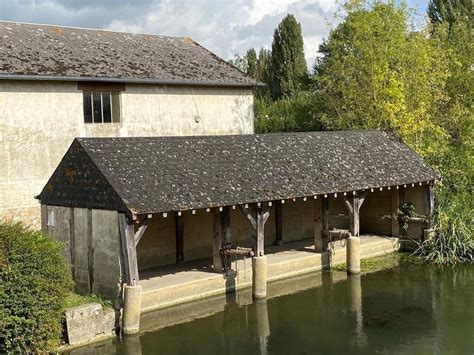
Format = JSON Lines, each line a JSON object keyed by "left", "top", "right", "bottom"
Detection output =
{"left": 349, "top": 274, "right": 366, "bottom": 347}
{"left": 122, "top": 335, "right": 142, "bottom": 355}
{"left": 255, "top": 300, "right": 270, "bottom": 355}
{"left": 68, "top": 263, "right": 474, "bottom": 355}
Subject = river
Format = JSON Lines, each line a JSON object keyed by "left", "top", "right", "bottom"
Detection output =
{"left": 74, "top": 260, "right": 474, "bottom": 354}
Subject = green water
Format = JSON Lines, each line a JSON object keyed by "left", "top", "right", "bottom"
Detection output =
{"left": 81, "top": 262, "right": 474, "bottom": 354}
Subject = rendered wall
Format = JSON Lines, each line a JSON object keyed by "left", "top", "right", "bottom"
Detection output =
{"left": 0, "top": 80, "right": 254, "bottom": 227}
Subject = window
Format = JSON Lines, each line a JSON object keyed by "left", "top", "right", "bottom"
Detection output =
{"left": 83, "top": 91, "right": 120, "bottom": 124}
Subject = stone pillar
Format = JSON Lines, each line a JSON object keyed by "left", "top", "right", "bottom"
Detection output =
{"left": 252, "top": 255, "right": 268, "bottom": 299}
{"left": 346, "top": 236, "right": 360, "bottom": 274}
{"left": 122, "top": 285, "right": 142, "bottom": 335}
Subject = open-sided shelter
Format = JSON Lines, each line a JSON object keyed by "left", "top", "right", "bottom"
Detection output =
{"left": 37, "top": 130, "right": 440, "bottom": 302}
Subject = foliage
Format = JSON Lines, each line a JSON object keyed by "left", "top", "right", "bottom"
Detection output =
{"left": 270, "top": 14, "right": 309, "bottom": 100}
{"left": 414, "top": 149, "right": 474, "bottom": 264}
{"left": 255, "top": 91, "right": 323, "bottom": 133}
{"left": 313, "top": 0, "right": 473, "bottom": 264}
{"left": 333, "top": 253, "right": 416, "bottom": 273}
{"left": 428, "top": 0, "right": 472, "bottom": 28}
{"left": 62, "top": 292, "right": 113, "bottom": 310}
{"left": 313, "top": 1, "right": 449, "bottom": 155}
{"left": 0, "top": 222, "right": 73, "bottom": 352}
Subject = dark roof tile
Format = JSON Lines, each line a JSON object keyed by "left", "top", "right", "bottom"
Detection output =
{"left": 0, "top": 21, "right": 258, "bottom": 87}
{"left": 38, "top": 131, "right": 440, "bottom": 214}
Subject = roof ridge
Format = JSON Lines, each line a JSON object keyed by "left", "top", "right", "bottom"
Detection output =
{"left": 0, "top": 20, "right": 187, "bottom": 40}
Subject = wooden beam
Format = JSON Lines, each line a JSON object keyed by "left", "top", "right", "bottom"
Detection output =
{"left": 399, "top": 186, "right": 405, "bottom": 237}
{"left": 134, "top": 217, "right": 150, "bottom": 246}
{"left": 344, "top": 193, "right": 360, "bottom": 236}
{"left": 239, "top": 204, "right": 257, "bottom": 230}
{"left": 119, "top": 213, "right": 139, "bottom": 286}
{"left": 314, "top": 198, "right": 324, "bottom": 252}
{"left": 222, "top": 206, "right": 231, "bottom": 243}
{"left": 239, "top": 204, "right": 272, "bottom": 256}
{"left": 358, "top": 191, "right": 368, "bottom": 209}
{"left": 212, "top": 210, "right": 224, "bottom": 272}
{"left": 274, "top": 200, "right": 283, "bottom": 245}
{"left": 424, "top": 184, "right": 435, "bottom": 228}
{"left": 175, "top": 212, "right": 184, "bottom": 263}
{"left": 390, "top": 188, "right": 400, "bottom": 237}
{"left": 322, "top": 197, "right": 329, "bottom": 249}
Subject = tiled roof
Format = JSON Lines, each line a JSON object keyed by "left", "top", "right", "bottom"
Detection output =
{"left": 38, "top": 131, "right": 440, "bottom": 214}
{"left": 0, "top": 21, "right": 258, "bottom": 87}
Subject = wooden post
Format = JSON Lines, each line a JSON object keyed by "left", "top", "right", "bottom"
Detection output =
{"left": 119, "top": 213, "right": 139, "bottom": 286}
{"left": 274, "top": 201, "right": 283, "bottom": 245}
{"left": 314, "top": 198, "right": 324, "bottom": 252}
{"left": 239, "top": 204, "right": 271, "bottom": 256}
{"left": 175, "top": 212, "right": 184, "bottom": 263}
{"left": 352, "top": 194, "right": 360, "bottom": 236}
{"left": 399, "top": 187, "right": 405, "bottom": 237}
{"left": 424, "top": 184, "right": 435, "bottom": 228}
{"left": 223, "top": 206, "right": 231, "bottom": 244}
{"left": 212, "top": 210, "right": 224, "bottom": 272}
{"left": 256, "top": 208, "right": 265, "bottom": 257}
{"left": 344, "top": 192, "right": 367, "bottom": 237}
{"left": 391, "top": 188, "right": 400, "bottom": 237}
{"left": 322, "top": 197, "right": 329, "bottom": 246}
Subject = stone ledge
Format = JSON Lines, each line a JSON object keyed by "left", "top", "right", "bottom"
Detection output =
{"left": 64, "top": 303, "right": 116, "bottom": 346}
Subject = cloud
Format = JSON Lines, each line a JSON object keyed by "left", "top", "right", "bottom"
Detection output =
{"left": 0, "top": 0, "right": 338, "bottom": 66}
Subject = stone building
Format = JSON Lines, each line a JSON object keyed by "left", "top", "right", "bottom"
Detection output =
{"left": 0, "top": 21, "right": 258, "bottom": 226}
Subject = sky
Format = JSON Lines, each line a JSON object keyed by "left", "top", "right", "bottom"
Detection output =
{"left": 0, "top": 0, "right": 429, "bottom": 67}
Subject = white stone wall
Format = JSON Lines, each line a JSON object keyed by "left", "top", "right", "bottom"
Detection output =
{"left": 0, "top": 80, "right": 254, "bottom": 226}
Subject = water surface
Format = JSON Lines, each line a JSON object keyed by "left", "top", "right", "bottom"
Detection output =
{"left": 78, "top": 261, "right": 474, "bottom": 354}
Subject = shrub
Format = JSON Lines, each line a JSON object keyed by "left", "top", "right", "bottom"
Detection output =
{"left": 414, "top": 148, "right": 474, "bottom": 264}
{"left": 254, "top": 91, "right": 324, "bottom": 133}
{"left": 0, "top": 222, "right": 73, "bottom": 352}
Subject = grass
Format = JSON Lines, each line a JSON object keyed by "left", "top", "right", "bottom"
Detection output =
{"left": 332, "top": 252, "right": 419, "bottom": 273}
{"left": 62, "top": 292, "right": 113, "bottom": 310}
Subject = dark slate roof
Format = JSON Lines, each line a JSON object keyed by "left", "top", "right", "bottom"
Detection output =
{"left": 38, "top": 131, "right": 440, "bottom": 214}
{"left": 0, "top": 21, "right": 258, "bottom": 87}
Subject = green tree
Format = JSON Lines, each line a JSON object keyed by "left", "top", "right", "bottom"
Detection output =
{"left": 314, "top": 1, "right": 449, "bottom": 154}
{"left": 428, "top": 0, "right": 472, "bottom": 29}
{"left": 246, "top": 48, "right": 258, "bottom": 78}
{"left": 270, "top": 14, "right": 308, "bottom": 100}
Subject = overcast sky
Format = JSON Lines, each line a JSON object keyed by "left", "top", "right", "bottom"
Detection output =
{"left": 0, "top": 0, "right": 428, "bottom": 67}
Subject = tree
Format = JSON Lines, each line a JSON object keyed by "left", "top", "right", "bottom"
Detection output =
{"left": 428, "top": 0, "right": 472, "bottom": 29}
{"left": 270, "top": 14, "right": 308, "bottom": 100}
{"left": 313, "top": 1, "right": 449, "bottom": 154}
{"left": 246, "top": 48, "right": 258, "bottom": 78}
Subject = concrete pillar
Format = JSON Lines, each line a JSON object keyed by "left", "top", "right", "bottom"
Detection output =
{"left": 252, "top": 255, "right": 267, "bottom": 299}
{"left": 346, "top": 236, "right": 360, "bottom": 274}
{"left": 122, "top": 285, "right": 142, "bottom": 335}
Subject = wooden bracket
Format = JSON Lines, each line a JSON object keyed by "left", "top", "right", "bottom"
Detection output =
{"left": 134, "top": 215, "right": 151, "bottom": 246}
{"left": 239, "top": 203, "right": 272, "bottom": 256}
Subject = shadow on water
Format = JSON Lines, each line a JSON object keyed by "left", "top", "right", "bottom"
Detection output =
{"left": 66, "top": 262, "right": 474, "bottom": 355}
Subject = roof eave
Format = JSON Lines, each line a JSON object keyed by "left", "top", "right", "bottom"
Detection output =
{"left": 0, "top": 73, "right": 264, "bottom": 88}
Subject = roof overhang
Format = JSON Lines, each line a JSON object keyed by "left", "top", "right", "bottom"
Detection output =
{"left": 0, "top": 73, "right": 265, "bottom": 88}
